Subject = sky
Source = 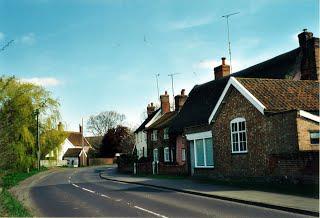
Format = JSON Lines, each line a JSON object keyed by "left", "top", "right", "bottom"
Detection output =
{"left": 0, "top": 0, "right": 319, "bottom": 135}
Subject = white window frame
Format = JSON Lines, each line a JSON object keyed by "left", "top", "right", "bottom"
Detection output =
{"left": 230, "top": 117, "right": 248, "bottom": 154}
{"left": 181, "top": 148, "right": 186, "bottom": 161}
{"left": 153, "top": 148, "right": 159, "bottom": 162}
{"left": 151, "top": 130, "right": 158, "bottom": 141}
{"left": 164, "top": 147, "right": 170, "bottom": 162}
{"left": 193, "top": 138, "right": 214, "bottom": 168}
{"left": 164, "top": 128, "right": 169, "bottom": 140}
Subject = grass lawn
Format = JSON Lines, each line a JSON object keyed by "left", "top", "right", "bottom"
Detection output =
{"left": 0, "top": 167, "right": 47, "bottom": 217}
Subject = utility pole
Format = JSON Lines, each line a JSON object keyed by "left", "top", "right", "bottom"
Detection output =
{"left": 168, "top": 73, "right": 180, "bottom": 110}
{"left": 222, "top": 12, "right": 239, "bottom": 73}
{"left": 36, "top": 109, "right": 40, "bottom": 170}
{"left": 155, "top": 73, "right": 160, "bottom": 102}
{"left": 81, "top": 118, "right": 85, "bottom": 167}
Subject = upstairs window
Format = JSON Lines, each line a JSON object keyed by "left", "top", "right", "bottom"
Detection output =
{"left": 310, "top": 131, "right": 320, "bottom": 145}
{"left": 151, "top": 130, "right": 158, "bottom": 141}
{"left": 230, "top": 118, "right": 248, "bottom": 153}
{"left": 164, "top": 128, "right": 169, "bottom": 140}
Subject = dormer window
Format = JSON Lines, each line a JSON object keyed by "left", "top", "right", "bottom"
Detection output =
{"left": 230, "top": 117, "right": 247, "bottom": 153}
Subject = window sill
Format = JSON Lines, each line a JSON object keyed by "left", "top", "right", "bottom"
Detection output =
{"left": 231, "top": 151, "right": 248, "bottom": 154}
{"left": 194, "top": 166, "right": 214, "bottom": 169}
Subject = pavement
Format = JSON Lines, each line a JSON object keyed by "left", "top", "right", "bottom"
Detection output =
{"left": 19, "top": 165, "right": 316, "bottom": 217}
{"left": 100, "top": 167, "right": 319, "bottom": 216}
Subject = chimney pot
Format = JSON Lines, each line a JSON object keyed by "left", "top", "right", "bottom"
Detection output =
{"left": 181, "top": 89, "right": 185, "bottom": 95}
{"left": 147, "top": 102, "right": 155, "bottom": 116}
{"left": 79, "top": 125, "right": 82, "bottom": 133}
{"left": 221, "top": 57, "right": 226, "bottom": 65}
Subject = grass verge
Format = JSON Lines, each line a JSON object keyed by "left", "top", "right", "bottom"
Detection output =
{"left": 0, "top": 167, "right": 47, "bottom": 217}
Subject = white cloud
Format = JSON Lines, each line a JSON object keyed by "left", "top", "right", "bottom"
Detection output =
{"left": 0, "top": 32, "right": 4, "bottom": 41}
{"left": 169, "top": 16, "right": 214, "bottom": 30}
{"left": 20, "top": 33, "right": 36, "bottom": 45}
{"left": 20, "top": 77, "right": 61, "bottom": 87}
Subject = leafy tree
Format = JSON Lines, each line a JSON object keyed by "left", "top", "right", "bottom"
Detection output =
{"left": 100, "top": 125, "right": 134, "bottom": 157}
{"left": 87, "top": 111, "right": 125, "bottom": 136}
{"left": 0, "top": 76, "right": 63, "bottom": 171}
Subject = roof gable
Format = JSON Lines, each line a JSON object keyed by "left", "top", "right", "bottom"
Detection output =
{"left": 208, "top": 77, "right": 319, "bottom": 123}
{"left": 134, "top": 108, "right": 160, "bottom": 133}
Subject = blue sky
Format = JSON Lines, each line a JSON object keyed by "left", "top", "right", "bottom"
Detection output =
{"left": 0, "top": 0, "right": 318, "bottom": 134}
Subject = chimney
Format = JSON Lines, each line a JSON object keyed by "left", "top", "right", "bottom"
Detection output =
{"left": 298, "top": 29, "right": 313, "bottom": 50}
{"left": 57, "top": 122, "right": 63, "bottom": 131}
{"left": 147, "top": 102, "right": 155, "bottom": 116}
{"left": 174, "top": 89, "right": 188, "bottom": 111}
{"left": 79, "top": 124, "right": 82, "bottom": 133}
{"left": 160, "top": 91, "right": 170, "bottom": 114}
{"left": 214, "top": 57, "right": 230, "bottom": 80}
{"left": 298, "top": 29, "right": 318, "bottom": 80}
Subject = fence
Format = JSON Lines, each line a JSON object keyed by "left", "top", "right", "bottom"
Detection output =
{"left": 40, "top": 160, "right": 67, "bottom": 167}
{"left": 89, "top": 158, "right": 115, "bottom": 166}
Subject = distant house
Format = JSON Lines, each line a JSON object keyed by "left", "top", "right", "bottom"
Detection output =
{"left": 45, "top": 123, "right": 92, "bottom": 166}
{"left": 134, "top": 104, "right": 160, "bottom": 159}
{"left": 63, "top": 147, "right": 88, "bottom": 167}
{"left": 169, "top": 30, "right": 319, "bottom": 176}
{"left": 207, "top": 77, "right": 319, "bottom": 183}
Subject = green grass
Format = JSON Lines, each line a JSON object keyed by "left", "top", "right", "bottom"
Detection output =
{"left": 2, "top": 167, "right": 46, "bottom": 189}
{"left": 0, "top": 167, "right": 47, "bottom": 217}
{"left": 0, "top": 189, "right": 31, "bottom": 217}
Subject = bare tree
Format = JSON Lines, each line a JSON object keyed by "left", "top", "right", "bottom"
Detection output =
{"left": 87, "top": 111, "right": 126, "bottom": 136}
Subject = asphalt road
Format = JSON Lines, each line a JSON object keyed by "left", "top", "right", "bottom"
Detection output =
{"left": 30, "top": 166, "right": 312, "bottom": 217}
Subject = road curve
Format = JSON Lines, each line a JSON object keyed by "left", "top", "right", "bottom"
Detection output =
{"left": 30, "top": 166, "right": 312, "bottom": 217}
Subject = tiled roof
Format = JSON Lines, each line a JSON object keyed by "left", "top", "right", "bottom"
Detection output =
{"left": 236, "top": 78, "right": 319, "bottom": 112}
{"left": 146, "top": 111, "right": 177, "bottom": 130}
{"left": 169, "top": 46, "right": 315, "bottom": 134}
{"left": 63, "top": 148, "right": 82, "bottom": 158}
{"left": 134, "top": 109, "right": 160, "bottom": 133}
{"left": 67, "top": 132, "right": 91, "bottom": 147}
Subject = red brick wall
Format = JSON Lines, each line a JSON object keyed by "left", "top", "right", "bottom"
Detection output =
{"left": 175, "top": 135, "right": 187, "bottom": 165}
{"left": 204, "top": 87, "right": 310, "bottom": 181}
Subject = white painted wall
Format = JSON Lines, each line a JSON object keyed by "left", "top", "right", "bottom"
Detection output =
{"left": 64, "top": 157, "right": 79, "bottom": 167}
{"left": 45, "top": 138, "right": 76, "bottom": 161}
{"left": 135, "top": 131, "right": 147, "bottom": 158}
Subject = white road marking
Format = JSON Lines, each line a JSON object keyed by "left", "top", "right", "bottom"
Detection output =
{"left": 100, "top": 194, "right": 111, "bottom": 199}
{"left": 72, "top": 183, "right": 79, "bottom": 188}
{"left": 134, "top": 206, "right": 168, "bottom": 218}
{"left": 81, "top": 187, "right": 95, "bottom": 194}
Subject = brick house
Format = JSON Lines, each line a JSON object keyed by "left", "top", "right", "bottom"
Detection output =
{"left": 206, "top": 77, "right": 319, "bottom": 183}
{"left": 133, "top": 103, "right": 160, "bottom": 159}
{"left": 143, "top": 90, "right": 188, "bottom": 175}
{"left": 169, "top": 29, "right": 319, "bottom": 176}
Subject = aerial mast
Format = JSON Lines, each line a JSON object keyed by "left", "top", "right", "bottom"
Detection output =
{"left": 222, "top": 12, "right": 239, "bottom": 73}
